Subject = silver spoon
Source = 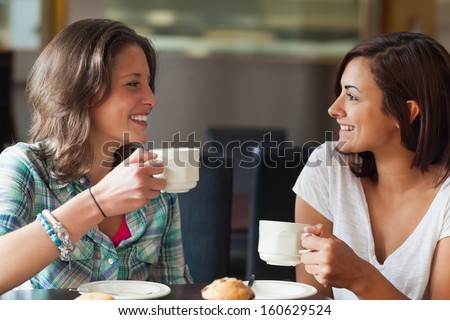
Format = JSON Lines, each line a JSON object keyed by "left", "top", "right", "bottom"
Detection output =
{"left": 247, "top": 274, "right": 255, "bottom": 288}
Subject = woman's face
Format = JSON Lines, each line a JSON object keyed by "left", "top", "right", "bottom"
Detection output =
{"left": 90, "top": 44, "right": 157, "bottom": 150}
{"left": 328, "top": 57, "right": 399, "bottom": 154}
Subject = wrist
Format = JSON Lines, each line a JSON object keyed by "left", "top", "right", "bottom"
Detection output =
{"left": 348, "top": 258, "right": 374, "bottom": 296}
{"left": 88, "top": 187, "right": 107, "bottom": 219}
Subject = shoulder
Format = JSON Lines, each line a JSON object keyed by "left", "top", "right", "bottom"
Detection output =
{"left": 1, "top": 141, "right": 45, "bottom": 163}
{"left": 0, "top": 143, "right": 35, "bottom": 171}
{"left": 0, "top": 142, "right": 57, "bottom": 191}
{"left": 0, "top": 141, "right": 49, "bottom": 174}
{"left": 302, "top": 141, "right": 355, "bottom": 179}
{"left": 294, "top": 141, "right": 360, "bottom": 197}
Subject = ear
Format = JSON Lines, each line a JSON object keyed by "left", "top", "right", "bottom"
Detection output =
{"left": 406, "top": 100, "right": 420, "bottom": 123}
{"left": 92, "top": 85, "right": 106, "bottom": 107}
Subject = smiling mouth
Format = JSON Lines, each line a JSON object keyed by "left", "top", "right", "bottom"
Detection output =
{"left": 340, "top": 125, "right": 355, "bottom": 131}
{"left": 130, "top": 114, "right": 148, "bottom": 122}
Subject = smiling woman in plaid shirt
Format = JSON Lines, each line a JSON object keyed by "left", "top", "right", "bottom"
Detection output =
{"left": 0, "top": 19, "right": 192, "bottom": 294}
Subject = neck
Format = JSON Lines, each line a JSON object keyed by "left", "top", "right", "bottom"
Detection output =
{"left": 372, "top": 148, "right": 436, "bottom": 192}
{"left": 87, "top": 140, "right": 116, "bottom": 185}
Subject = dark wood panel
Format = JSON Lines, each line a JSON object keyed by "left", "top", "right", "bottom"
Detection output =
{"left": 0, "top": 51, "right": 15, "bottom": 150}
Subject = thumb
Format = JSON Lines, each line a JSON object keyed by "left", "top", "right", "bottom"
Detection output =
{"left": 305, "top": 223, "right": 333, "bottom": 239}
{"left": 124, "top": 148, "right": 155, "bottom": 166}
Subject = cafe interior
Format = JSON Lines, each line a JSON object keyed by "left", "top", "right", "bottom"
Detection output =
{"left": 0, "top": 0, "right": 449, "bottom": 299}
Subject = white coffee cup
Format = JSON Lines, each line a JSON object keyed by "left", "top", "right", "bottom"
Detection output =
{"left": 258, "top": 220, "right": 310, "bottom": 266}
{"left": 151, "top": 147, "right": 200, "bottom": 193}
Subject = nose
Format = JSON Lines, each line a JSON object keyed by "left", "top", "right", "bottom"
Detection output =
{"left": 143, "top": 84, "right": 158, "bottom": 108}
{"left": 328, "top": 96, "right": 345, "bottom": 119}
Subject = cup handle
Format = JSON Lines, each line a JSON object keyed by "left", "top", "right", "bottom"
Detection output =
{"left": 299, "top": 233, "right": 312, "bottom": 254}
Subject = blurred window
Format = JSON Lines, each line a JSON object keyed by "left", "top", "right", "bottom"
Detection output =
{"left": 0, "top": 0, "right": 42, "bottom": 50}
{"left": 106, "top": 0, "right": 367, "bottom": 59}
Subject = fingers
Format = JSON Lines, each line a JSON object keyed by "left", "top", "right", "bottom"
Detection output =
{"left": 125, "top": 148, "right": 156, "bottom": 165}
{"left": 148, "top": 175, "right": 166, "bottom": 191}
{"left": 148, "top": 159, "right": 164, "bottom": 167}
{"left": 300, "top": 249, "right": 318, "bottom": 264}
{"left": 299, "top": 232, "right": 312, "bottom": 254}
{"left": 142, "top": 162, "right": 167, "bottom": 193}
{"left": 304, "top": 223, "right": 333, "bottom": 238}
{"left": 302, "top": 253, "right": 330, "bottom": 288}
{"left": 110, "top": 154, "right": 167, "bottom": 196}
{"left": 146, "top": 189, "right": 162, "bottom": 201}
{"left": 301, "top": 231, "right": 334, "bottom": 254}
{"left": 145, "top": 162, "right": 165, "bottom": 176}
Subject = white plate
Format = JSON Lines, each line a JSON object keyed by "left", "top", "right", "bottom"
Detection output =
{"left": 77, "top": 280, "right": 171, "bottom": 300}
{"left": 244, "top": 280, "right": 317, "bottom": 300}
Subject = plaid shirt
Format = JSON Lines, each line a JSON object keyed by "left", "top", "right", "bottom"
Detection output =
{"left": 0, "top": 142, "right": 192, "bottom": 289}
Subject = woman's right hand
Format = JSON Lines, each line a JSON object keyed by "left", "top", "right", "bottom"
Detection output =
{"left": 300, "top": 224, "right": 368, "bottom": 291}
{"left": 90, "top": 148, "right": 166, "bottom": 217}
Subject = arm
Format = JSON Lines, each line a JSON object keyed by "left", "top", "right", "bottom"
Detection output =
{"left": 296, "top": 196, "right": 409, "bottom": 299}
{"left": 0, "top": 190, "right": 103, "bottom": 293}
{"left": 0, "top": 148, "right": 165, "bottom": 294}
{"left": 429, "top": 237, "right": 450, "bottom": 299}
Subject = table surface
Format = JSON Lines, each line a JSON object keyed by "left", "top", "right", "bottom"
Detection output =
{"left": 0, "top": 283, "right": 329, "bottom": 300}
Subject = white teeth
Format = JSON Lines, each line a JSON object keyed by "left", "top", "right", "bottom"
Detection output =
{"left": 340, "top": 125, "right": 355, "bottom": 131}
{"left": 130, "top": 115, "right": 148, "bottom": 122}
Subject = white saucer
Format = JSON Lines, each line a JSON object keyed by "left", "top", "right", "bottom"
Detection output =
{"left": 77, "top": 280, "right": 171, "bottom": 300}
{"left": 243, "top": 280, "right": 317, "bottom": 300}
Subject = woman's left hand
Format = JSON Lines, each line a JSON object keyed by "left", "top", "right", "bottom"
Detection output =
{"left": 300, "top": 224, "right": 367, "bottom": 290}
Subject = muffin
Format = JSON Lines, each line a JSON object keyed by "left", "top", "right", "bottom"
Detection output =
{"left": 201, "top": 277, "right": 255, "bottom": 300}
{"left": 75, "top": 292, "right": 115, "bottom": 300}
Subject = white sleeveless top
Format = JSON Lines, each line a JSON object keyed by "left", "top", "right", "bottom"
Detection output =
{"left": 293, "top": 142, "right": 450, "bottom": 299}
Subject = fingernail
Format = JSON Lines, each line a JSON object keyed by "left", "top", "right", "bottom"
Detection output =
{"left": 149, "top": 159, "right": 164, "bottom": 167}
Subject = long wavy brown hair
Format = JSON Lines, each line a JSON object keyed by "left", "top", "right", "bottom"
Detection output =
{"left": 335, "top": 32, "right": 450, "bottom": 184}
{"left": 26, "top": 19, "right": 157, "bottom": 183}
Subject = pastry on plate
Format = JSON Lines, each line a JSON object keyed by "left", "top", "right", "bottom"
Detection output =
{"left": 201, "top": 277, "right": 254, "bottom": 300}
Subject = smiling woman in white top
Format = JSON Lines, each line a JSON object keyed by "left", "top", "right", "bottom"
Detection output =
{"left": 293, "top": 32, "right": 450, "bottom": 299}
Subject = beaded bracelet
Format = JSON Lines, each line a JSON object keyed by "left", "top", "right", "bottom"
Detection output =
{"left": 37, "top": 213, "right": 62, "bottom": 247}
{"left": 37, "top": 210, "right": 74, "bottom": 267}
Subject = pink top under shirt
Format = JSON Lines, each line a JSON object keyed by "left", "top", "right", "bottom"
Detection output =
{"left": 110, "top": 217, "right": 131, "bottom": 247}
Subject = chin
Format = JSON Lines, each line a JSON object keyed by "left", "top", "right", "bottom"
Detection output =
{"left": 335, "top": 140, "right": 354, "bottom": 154}
{"left": 126, "top": 133, "right": 148, "bottom": 146}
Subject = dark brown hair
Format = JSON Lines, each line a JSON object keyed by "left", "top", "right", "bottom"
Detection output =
{"left": 335, "top": 32, "right": 450, "bottom": 184}
{"left": 26, "top": 19, "right": 158, "bottom": 182}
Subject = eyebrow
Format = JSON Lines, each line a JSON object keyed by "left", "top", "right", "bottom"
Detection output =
{"left": 344, "top": 85, "right": 360, "bottom": 92}
{"left": 122, "top": 72, "right": 151, "bottom": 82}
{"left": 123, "top": 72, "right": 143, "bottom": 78}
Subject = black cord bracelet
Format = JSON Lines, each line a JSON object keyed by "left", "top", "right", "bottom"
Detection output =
{"left": 88, "top": 187, "right": 107, "bottom": 218}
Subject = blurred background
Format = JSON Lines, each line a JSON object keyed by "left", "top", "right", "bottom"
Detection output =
{"left": 1, "top": 0, "right": 448, "bottom": 149}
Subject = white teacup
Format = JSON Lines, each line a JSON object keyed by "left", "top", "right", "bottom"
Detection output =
{"left": 151, "top": 147, "right": 200, "bottom": 193}
{"left": 258, "top": 220, "right": 310, "bottom": 266}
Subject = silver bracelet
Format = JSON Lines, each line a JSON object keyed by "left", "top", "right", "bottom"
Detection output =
{"left": 41, "top": 209, "right": 74, "bottom": 262}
